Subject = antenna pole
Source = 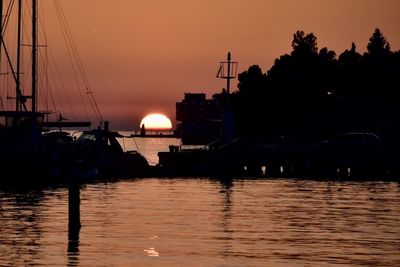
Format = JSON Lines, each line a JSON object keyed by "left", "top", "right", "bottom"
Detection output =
{"left": 32, "top": 0, "right": 37, "bottom": 112}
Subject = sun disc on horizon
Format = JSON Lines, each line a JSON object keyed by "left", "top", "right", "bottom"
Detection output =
{"left": 140, "top": 113, "right": 172, "bottom": 130}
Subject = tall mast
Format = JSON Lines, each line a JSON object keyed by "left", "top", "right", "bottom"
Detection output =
{"left": 16, "top": 0, "right": 22, "bottom": 111}
{"left": 32, "top": 0, "right": 37, "bottom": 112}
{"left": 0, "top": 0, "right": 3, "bottom": 58}
{"left": 0, "top": 1, "right": 3, "bottom": 83}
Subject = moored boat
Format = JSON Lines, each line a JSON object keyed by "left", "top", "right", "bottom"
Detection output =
{"left": 74, "top": 121, "right": 150, "bottom": 178}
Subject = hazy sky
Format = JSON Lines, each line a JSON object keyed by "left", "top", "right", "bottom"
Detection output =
{"left": 32, "top": 0, "right": 400, "bottom": 129}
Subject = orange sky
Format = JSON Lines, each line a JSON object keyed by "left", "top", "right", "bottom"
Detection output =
{"left": 20, "top": 0, "right": 400, "bottom": 129}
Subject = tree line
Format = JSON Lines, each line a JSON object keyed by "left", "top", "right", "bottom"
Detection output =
{"left": 231, "top": 28, "right": 400, "bottom": 144}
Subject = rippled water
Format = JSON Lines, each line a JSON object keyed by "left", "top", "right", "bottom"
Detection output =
{"left": 1, "top": 178, "right": 400, "bottom": 266}
{"left": 1, "top": 138, "right": 400, "bottom": 266}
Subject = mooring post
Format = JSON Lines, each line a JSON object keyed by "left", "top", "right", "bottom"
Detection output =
{"left": 68, "top": 182, "right": 81, "bottom": 252}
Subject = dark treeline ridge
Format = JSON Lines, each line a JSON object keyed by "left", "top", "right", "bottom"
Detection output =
{"left": 231, "top": 28, "right": 400, "bottom": 147}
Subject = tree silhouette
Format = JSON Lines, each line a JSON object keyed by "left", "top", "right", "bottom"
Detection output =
{"left": 234, "top": 65, "right": 268, "bottom": 139}
{"left": 338, "top": 42, "right": 362, "bottom": 95}
{"left": 237, "top": 65, "right": 266, "bottom": 97}
{"left": 232, "top": 28, "right": 400, "bottom": 144}
{"left": 291, "top": 31, "right": 318, "bottom": 57}
{"left": 361, "top": 28, "right": 395, "bottom": 119}
{"left": 367, "top": 28, "right": 391, "bottom": 57}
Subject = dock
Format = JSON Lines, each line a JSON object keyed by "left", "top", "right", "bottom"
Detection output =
{"left": 129, "top": 133, "right": 178, "bottom": 138}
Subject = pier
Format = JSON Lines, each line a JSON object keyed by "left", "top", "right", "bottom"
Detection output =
{"left": 129, "top": 133, "right": 178, "bottom": 138}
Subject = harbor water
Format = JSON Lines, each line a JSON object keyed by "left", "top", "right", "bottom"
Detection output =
{"left": 1, "top": 137, "right": 400, "bottom": 266}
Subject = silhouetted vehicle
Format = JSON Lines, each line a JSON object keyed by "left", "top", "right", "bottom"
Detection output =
{"left": 311, "top": 133, "right": 384, "bottom": 176}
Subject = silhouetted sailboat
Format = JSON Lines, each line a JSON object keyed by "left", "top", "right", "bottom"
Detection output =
{"left": 0, "top": 1, "right": 149, "bottom": 183}
{"left": 0, "top": 1, "right": 87, "bottom": 181}
{"left": 0, "top": 0, "right": 54, "bottom": 181}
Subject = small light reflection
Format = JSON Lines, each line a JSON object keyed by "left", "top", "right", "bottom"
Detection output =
{"left": 144, "top": 247, "right": 159, "bottom": 257}
{"left": 149, "top": 235, "right": 158, "bottom": 240}
{"left": 261, "top": 166, "right": 266, "bottom": 175}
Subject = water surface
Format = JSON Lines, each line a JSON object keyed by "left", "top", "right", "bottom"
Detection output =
{"left": 1, "top": 178, "right": 399, "bottom": 266}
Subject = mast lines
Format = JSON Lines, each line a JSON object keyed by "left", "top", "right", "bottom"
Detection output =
{"left": 32, "top": 0, "right": 37, "bottom": 112}
{"left": 16, "top": 0, "right": 21, "bottom": 111}
{"left": 0, "top": 1, "right": 2, "bottom": 67}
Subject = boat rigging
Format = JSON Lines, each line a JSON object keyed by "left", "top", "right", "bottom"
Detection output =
{"left": 0, "top": 0, "right": 102, "bottom": 128}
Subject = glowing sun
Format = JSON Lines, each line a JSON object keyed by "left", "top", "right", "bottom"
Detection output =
{"left": 140, "top": 113, "right": 172, "bottom": 130}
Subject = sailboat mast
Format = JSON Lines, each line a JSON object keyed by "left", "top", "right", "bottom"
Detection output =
{"left": 0, "top": 1, "right": 3, "bottom": 78}
{"left": 0, "top": 0, "right": 2, "bottom": 51}
{"left": 32, "top": 0, "right": 37, "bottom": 113}
{"left": 16, "top": 0, "right": 22, "bottom": 111}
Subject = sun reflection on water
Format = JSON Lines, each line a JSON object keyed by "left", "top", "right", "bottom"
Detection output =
{"left": 1, "top": 179, "right": 400, "bottom": 266}
{"left": 144, "top": 247, "right": 160, "bottom": 257}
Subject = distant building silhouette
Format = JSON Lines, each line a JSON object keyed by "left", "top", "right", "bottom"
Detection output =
{"left": 176, "top": 92, "right": 227, "bottom": 144}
